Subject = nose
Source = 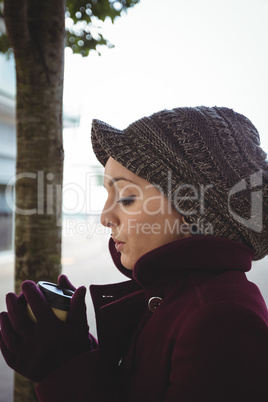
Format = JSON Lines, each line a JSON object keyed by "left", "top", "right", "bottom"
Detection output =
{"left": 101, "top": 216, "right": 115, "bottom": 228}
{"left": 100, "top": 199, "right": 118, "bottom": 228}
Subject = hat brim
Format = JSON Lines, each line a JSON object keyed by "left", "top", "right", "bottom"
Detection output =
{"left": 91, "top": 117, "right": 165, "bottom": 182}
{"left": 91, "top": 119, "right": 135, "bottom": 168}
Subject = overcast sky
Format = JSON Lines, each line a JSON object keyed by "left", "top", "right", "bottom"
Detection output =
{"left": 63, "top": 0, "right": 268, "bottom": 154}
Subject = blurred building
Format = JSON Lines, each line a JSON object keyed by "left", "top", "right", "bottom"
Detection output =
{"left": 0, "top": 54, "right": 16, "bottom": 252}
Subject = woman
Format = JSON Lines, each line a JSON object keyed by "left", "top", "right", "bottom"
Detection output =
{"left": 0, "top": 106, "right": 268, "bottom": 401}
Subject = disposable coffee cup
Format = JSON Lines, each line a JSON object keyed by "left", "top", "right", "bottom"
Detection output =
{"left": 27, "top": 281, "right": 74, "bottom": 323}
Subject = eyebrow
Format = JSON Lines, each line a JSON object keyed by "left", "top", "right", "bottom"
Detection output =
{"left": 104, "top": 177, "right": 137, "bottom": 188}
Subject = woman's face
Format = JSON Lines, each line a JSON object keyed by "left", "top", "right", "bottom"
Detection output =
{"left": 101, "top": 157, "right": 189, "bottom": 270}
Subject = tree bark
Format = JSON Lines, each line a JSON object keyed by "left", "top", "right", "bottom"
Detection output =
{"left": 4, "top": 0, "right": 65, "bottom": 400}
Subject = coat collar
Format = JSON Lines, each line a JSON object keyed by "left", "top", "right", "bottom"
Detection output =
{"left": 94, "top": 236, "right": 253, "bottom": 363}
{"left": 109, "top": 235, "right": 254, "bottom": 289}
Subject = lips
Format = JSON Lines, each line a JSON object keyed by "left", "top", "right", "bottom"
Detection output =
{"left": 113, "top": 239, "right": 125, "bottom": 252}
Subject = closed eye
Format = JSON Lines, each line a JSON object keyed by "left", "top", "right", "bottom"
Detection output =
{"left": 117, "top": 195, "right": 136, "bottom": 206}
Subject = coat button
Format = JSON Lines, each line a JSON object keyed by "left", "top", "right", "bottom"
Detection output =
{"left": 148, "top": 297, "right": 162, "bottom": 312}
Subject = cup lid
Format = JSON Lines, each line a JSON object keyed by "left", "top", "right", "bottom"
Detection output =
{"left": 37, "top": 281, "right": 74, "bottom": 311}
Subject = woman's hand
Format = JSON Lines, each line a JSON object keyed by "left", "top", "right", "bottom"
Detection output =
{"left": 0, "top": 275, "right": 97, "bottom": 382}
{"left": 58, "top": 274, "right": 77, "bottom": 291}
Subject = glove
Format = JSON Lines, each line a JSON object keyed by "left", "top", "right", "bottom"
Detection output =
{"left": 58, "top": 274, "right": 76, "bottom": 291}
{"left": 0, "top": 275, "right": 97, "bottom": 382}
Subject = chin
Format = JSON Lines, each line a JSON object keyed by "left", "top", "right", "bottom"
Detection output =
{"left": 121, "top": 256, "right": 134, "bottom": 271}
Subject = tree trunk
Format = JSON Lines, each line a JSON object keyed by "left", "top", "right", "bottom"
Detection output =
{"left": 4, "top": 0, "right": 65, "bottom": 400}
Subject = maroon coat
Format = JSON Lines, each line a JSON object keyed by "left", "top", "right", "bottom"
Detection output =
{"left": 36, "top": 236, "right": 268, "bottom": 401}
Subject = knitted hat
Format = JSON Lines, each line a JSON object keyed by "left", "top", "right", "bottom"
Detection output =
{"left": 91, "top": 106, "right": 268, "bottom": 260}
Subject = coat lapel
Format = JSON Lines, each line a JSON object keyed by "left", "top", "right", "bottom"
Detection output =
{"left": 90, "top": 281, "right": 146, "bottom": 365}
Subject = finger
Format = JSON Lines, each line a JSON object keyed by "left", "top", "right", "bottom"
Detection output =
{"left": 58, "top": 274, "right": 76, "bottom": 291}
{"left": 68, "top": 286, "right": 88, "bottom": 329}
{"left": 0, "top": 331, "right": 16, "bottom": 369}
{"left": 0, "top": 312, "right": 22, "bottom": 355}
{"left": 21, "top": 281, "right": 56, "bottom": 322}
{"left": 6, "top": 292, "right": 33, "bottom": 335}
{"left": 17, "top": 292, "right": 27, "bottom": 306}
